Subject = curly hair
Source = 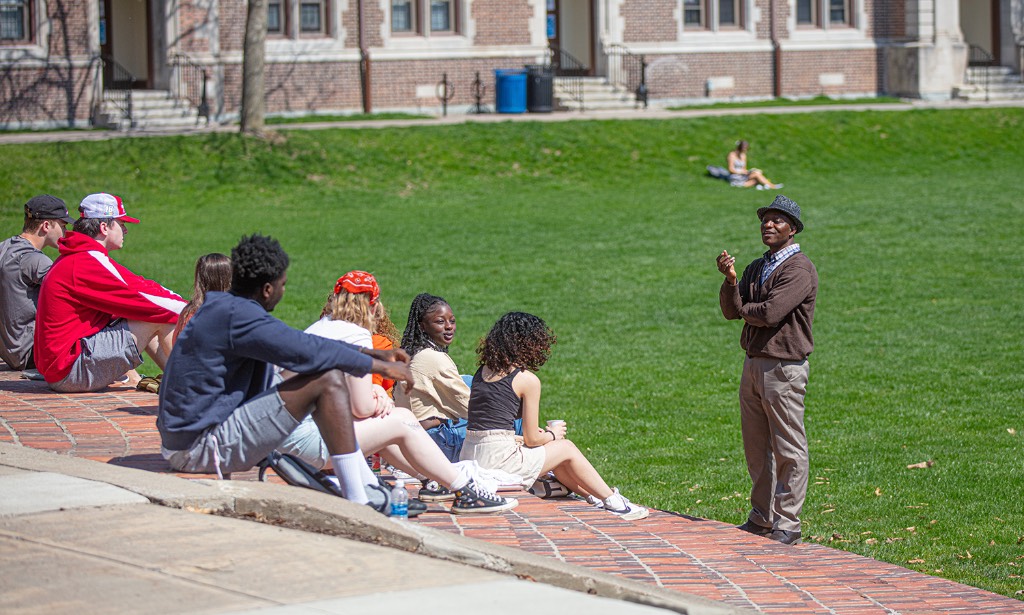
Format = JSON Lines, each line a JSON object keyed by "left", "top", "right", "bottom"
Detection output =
{"left": 400, "top": 293, "right": 450, "bottom": 356}
{"left": 230, "top": 234, "right": 289, "bottom": 296}
{"left": 374, "top": 301, "right": 400, "bottom": 345}
{"left": 477, "top": 312, "right": 556, "bottom": 373}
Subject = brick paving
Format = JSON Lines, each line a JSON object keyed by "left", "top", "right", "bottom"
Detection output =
{"left": 1, "top": 367, "right": 1020, "bottom": 614}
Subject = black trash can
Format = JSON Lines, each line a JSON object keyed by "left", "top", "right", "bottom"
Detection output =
{"left": 525, "top": 64, "right": 554, "bottom": 113}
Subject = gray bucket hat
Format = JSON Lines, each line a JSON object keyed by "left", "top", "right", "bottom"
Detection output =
{"left": 757, "top": 195, "right": 803, "bottom": 234}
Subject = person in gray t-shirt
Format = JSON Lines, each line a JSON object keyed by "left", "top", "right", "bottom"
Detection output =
{"left": 0, "top": 195, "right": 73, "bottom": 371}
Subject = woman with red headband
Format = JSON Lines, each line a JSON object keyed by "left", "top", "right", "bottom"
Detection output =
{"left": 276, "top": 271, "right": 516, "bottom": 515}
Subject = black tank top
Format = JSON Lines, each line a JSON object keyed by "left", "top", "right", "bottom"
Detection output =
{"left": 467, "top": 366, "right": 522, "bottom": 431}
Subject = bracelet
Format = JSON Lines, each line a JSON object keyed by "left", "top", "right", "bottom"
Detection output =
{"left": 545, "top": 428, "right": 556, "bottom": 442}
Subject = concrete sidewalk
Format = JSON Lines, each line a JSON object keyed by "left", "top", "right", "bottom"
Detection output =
{"left": 0, "top": 444, "right": 733, "bottom": 615}
{"left": 2, "top": 370, "right": 1022, "bottom": 614}
{"left": 1, "top": 99, "right": 1022, "bottom": 145}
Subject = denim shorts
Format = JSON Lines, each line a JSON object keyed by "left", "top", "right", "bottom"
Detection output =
{"left": 49, "top": 319, "right": 142, "bottom": 393}
{"left": 163, "top": 388, "right": 300, "bottom": 475}
{"left": 425, "top": 417, "right": 468, "bottom": 463}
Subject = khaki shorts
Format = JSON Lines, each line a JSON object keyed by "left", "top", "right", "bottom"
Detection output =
{"left": 460, "top": 429, "right": 545, "bottom": 488}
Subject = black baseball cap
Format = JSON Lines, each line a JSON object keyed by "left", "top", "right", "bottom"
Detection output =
{"left": 24, "top": 195, "right": 74, "bottom": 224}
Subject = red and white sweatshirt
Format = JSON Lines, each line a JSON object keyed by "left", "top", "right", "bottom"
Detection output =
{"left": 34, "top": 232, "right": 186, "bottom": 383}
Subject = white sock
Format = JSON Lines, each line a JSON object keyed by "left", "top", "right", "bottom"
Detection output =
{"left": 449, "top": 465, "right": 471, "bottom": 491}
{"left": 358, "top": 456, "right": 378, "bottom": 486}
{"left": 331, "top": 452, "right": 369, "bottom": 505}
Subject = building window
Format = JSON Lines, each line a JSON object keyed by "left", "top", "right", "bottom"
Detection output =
{"left": 267, "top": 0, "right": 284, "bottom": 34}
{"left": 392, "top": 0, "right": 416, "bottom": 33}
{"left": 391, "top": 0, "right": 459, "bottom": 35}
{"left": 797, "top": 0, "right": 851, "bottom": 27}
{"left": 683, "top": 0, "right": 705, "bottom": 28}
{"left": 0, "top": 0, "right": 30, "bottom": 42}
{"left": 430, "top": 0, "right": 453, "bottom": 32}
{"left": 300, "top": 1, "right": 325, "bottom": 33}
{"left": 683, "top": 0, "right": 742, "bottom": 30}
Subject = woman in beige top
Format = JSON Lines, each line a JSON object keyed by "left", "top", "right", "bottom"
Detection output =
{"left": 395, "top": 293, "right": 469, "bottom": 462}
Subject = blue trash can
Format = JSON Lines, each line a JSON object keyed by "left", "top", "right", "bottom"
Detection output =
{"left": 494, "top": 69, "right": 527, "bottom": 114}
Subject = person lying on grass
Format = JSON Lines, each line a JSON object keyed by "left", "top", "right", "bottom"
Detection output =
{"left": 277, "top": 271, "right": 517, "bottom": 515}
{"left": 460, "top": 311, "right": 649, "bottom": 521}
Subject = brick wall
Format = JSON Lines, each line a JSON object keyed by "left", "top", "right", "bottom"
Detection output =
{"left": 0, "top": 67, "right": 95, "bottom": 126}
{"left": 220, "top": 0, "right": 248, "bottom": 52}
{"left": 46, "top": 0, "right": 91, "bottom": 56}
{"left": 340, "top": 1, "right": 383, "bottom": 48}
{"left": 472, "top": 0, "right": 532, "bottom": 46}
{"left": 621, "top": 0, "right": 678, "bottom": 43}
{"left": 179, "top": 2, "right": 215, "bottom": 54}
{"left": 645, "top": 48, "right": 878, "bottom": 99}
{"left": 219, "top": 56, "right": 527, "bottom": 114}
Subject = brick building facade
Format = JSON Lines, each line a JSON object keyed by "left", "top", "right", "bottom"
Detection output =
{"left": 1, "top": 0, "right": 1021, "bottom": 128}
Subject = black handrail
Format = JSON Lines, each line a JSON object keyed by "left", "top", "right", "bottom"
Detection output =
{"left": 967, "top": 44, "right": 994, "bottom": 102}
{"left": 171, "top": 54, "right": 210, "bottom": 124}
{"left": 100, "top": 55, "right": 136, "bottom": 128}
{"left": 544, "top": 45, "right": 587, "bottom": 111}
{"left": 604, "top": 43, "right": 648, "bottom": 108}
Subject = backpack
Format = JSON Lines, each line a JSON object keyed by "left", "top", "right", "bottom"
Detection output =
{"left": 706, "top": 165, "right": 731, "bottom": 180}
{"left": 258, "top": 451, "right": 417, "bottom": 515}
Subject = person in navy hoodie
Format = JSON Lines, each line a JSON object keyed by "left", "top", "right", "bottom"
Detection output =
{"left": 158, "top": 234, "right": 413, "bottom": 510}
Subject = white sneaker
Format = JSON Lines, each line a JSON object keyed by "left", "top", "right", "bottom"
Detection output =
{"left": 603, "top": 488, "right": 649, "bottom": 521}
{"left": 586, "top": 494, "right": 604, "bottom": 508}
{"left": 773, "top": 183, "right": 784, "bottom": 189}
{"left": 756, "top": 184, "right": 766, "bottom": 190}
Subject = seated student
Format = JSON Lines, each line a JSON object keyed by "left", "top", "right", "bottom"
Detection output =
{"left": 34, "top": 193, "right": 186, "bottom": 392}
{"left": 370, "top": 300, "right": 400, "bottom": 397}
{"left": 728, "top": 140, "right": 783, "bottom": 190}
{"left": 460, "top": 312, "right": 649, "bottom": 521}
{"left": 173, "top": 253, "right": 232, "bottom": 344}
{"left": 157, "top": 235, "right": 414, "bottom": 512}
{"left": 277, "top": 271, "right": 516, "bottom": 514}
{"left": 394, "top": 293, "right": 470, "bottom": 462}
{"left": 0, "top": 195, "right": 73, "bottom": 373}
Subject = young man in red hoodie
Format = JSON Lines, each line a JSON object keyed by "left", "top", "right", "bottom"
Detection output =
{"left": 34, "top": 193, "right": 186, "bottom": 393}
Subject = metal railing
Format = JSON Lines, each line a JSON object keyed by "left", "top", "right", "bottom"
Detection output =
{"left": 604, "top": 43, "right": 648, "bottom": 108}
{"left": 967, "top": 44, "right": 995, "bottom": 102}
{"left": 100, "top": 55, "right": 136, "bottom": 128}
{"left": 544, "top": 45, "right": 587, "bottom": 111}
{"left": 171, "top": 54, "right": 210, "bottom": 124}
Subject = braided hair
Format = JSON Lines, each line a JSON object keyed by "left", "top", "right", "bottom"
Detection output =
{"left": 400, "top": 293, "right": 450, "bottom": 357}
{"left": 477, "top": 312, "right": 556, "bottom": 374}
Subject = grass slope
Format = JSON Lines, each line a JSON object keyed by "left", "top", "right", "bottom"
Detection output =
{"left": 2, "top": 108, "right": 1022, "bottom": 599}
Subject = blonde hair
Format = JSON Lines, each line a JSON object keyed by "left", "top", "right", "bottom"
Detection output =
{"left": 322, "top": 291, "right": 375, "bottom": 331}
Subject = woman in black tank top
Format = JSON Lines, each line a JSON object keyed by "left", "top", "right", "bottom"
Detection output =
{"left": 461, "top": 312, "right": 649, "bottom": 521}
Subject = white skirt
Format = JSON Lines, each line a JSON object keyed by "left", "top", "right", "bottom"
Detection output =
{"left": 460, "top": 429, "right": 546, "bottom": 488}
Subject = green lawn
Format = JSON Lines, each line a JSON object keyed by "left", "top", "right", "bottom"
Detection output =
{"left": 1, "top": 108, "right": 1022, "bottom": 600}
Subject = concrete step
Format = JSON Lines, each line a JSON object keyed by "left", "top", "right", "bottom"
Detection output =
{"left": 99, "top": 89, "right": 204, "bottom": 130}
{"left": 553, "top": 76, "right": 639, "bottom": 111}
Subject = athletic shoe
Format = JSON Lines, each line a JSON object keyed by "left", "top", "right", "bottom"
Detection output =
{"left": 773, "top": 183, "right": 784, "bottom": 189}
{"left": 769, "top": 529, "right": 801, "bottom": 545}
{"left": 586, "top": 494, "right": 604, "bottom": 509}
{"left": 451, "top": 479, "right": 519, "bottom": 514}
{"left": 408, "top": 497, "right": 427, "bottom": 517}
{"left": 756, "top": 184, "right": 766, "bottom": 190}
{"left": 603, "top": 488, "right": 649, "bottom": 521}
{"left": 418, "top": 479, "right": 456, "bottom": 502}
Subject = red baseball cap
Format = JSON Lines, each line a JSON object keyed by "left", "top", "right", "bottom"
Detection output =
{"left": 78, "top": 193, "right": 140, "bottom": 224}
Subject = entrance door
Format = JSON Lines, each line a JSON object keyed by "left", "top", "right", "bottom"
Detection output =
{"left": 959, "top": 0, "right": 1000, "bottom": 63}
{"left": 102, "top": 0, "right": 152, "bottom": 88}
{"left": 549, "top": 0, "right": 594, "bottom": 75}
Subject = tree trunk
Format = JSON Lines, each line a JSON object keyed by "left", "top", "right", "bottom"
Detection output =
{"left": 240, "top": 0, "right": 268, "bottom": 136}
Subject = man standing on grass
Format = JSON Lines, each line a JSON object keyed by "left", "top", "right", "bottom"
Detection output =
{"left": 716, "top": 194, "right": 817, "bottom": 545}
{"left": 34, "top": 193, "right": 185, "bottom": 392}
{"left": 0, "top": 195, "right": 74, "bottom": 373}
{"left": 157, "top": 234, "right": 414, "bottom": 512}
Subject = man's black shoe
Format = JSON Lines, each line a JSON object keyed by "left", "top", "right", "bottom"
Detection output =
{"left": 737, "top": 521, "right": 773, "bottom": 536}
{"left": 769, "top": 529, "right": 802, "bottom": 545}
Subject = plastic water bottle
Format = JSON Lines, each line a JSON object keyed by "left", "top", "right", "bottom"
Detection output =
{"left": 390, "top": 479, "right": 408, "bottom": 520}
